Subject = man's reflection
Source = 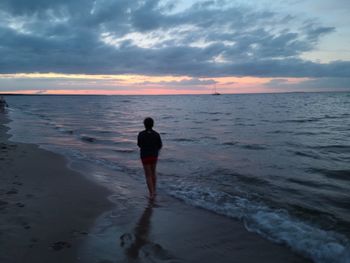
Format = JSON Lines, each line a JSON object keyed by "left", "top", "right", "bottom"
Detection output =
{"left": 122, "top": 200, "right": 154, "bottom": 259}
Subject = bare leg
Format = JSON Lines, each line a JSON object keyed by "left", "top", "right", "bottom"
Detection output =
{"left": 143, "top": 164, "right": 154, "bottom": 198}
{"left": 150, "top": 162, "right": 157, "bottom": 194}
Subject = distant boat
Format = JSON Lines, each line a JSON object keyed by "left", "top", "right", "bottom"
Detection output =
{"left": 212, "top": 85, "right": 221, "bottom": 95}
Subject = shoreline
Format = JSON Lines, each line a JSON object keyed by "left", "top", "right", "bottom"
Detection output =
{"left": 77, "top": 191, "right": 312, "bottom": 263}
{"left": 0, "top": 114, "right": 113, "bottom": 263}
{"left": 1, "top": 112, "right": 311, "bottom": 263}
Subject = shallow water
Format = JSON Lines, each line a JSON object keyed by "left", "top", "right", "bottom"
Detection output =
{"left": 5, "top": 93, "right": 350, "bottom": 262}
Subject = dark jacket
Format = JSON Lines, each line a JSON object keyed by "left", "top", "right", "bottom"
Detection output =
{"left": 137, "top": 129, "right": 162, "bottom": 158}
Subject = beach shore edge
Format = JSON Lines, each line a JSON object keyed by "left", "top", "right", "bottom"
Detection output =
{"left": 0, "top": 114, "right": 113, "bottom": 263}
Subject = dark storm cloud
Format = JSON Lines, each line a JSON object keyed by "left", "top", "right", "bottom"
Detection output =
{"left": 0, "top": 0, "right": 348, "bottom": 78}
{"left": 0, "top": 0, "right": 73, "bottom": 15}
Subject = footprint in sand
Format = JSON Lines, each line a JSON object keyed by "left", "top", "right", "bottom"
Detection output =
{"left": 71, "top": 230, "right": 89, "bottom": 238}
{"left": 142, "top": 243, "right": 175, "bottom": 261}
{"left": 27, "top": 238, "right": 39, "bottom": 248}
{"left": 120, "top": 233, "right": 133, "bottom": 247}
{"left": 0, "top": 200, "right": 8, "bottom": 210}
{"left": 0, "top": 143, "right": 16, "bottom": 150}
{"left": 6, "top": 189, "right": 18, "bottom": 195}
{"left": 50, "top": 241, "right": 72, "bottom": 251}
{"left": 21, "top": 222, "right": 31, "bottom": 230}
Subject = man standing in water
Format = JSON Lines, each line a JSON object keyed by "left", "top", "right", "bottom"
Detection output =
{"left": 137, "top": 117, "right": 162, "bottom": 199}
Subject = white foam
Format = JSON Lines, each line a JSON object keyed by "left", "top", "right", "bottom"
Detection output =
{"left": 164, "top": 182, "right": 350, "bottom": 263}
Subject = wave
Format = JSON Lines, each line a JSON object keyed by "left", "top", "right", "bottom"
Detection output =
{"left": 222, "top": 141, "right": 238, "bottom": 146}
{"left": 292, "top": 150, "right": 321, "bottom": 159}
{"left": 221, "top": 142, "right": 267, "bottom": 150}
{"left": 199, "top": 136, "right": 216, "bottom": 140}
{"left": 54, "top": 126, "right": 74, "bottom": 135}
{"left": 161, "top": 158, "right": 186, "bottom": 163}
{"left": 310, "top": 145, "right": 350, "bottom": 154}
{"left": 197, "top": 111, "right": 223, "bottom": 115}
{"left": 161, "top": 115, "right": 174, "bottom": 120}
{"left": 164, "top": 183, "right": 350, "bottom": 263}
{"left": 323, "top": 115, "right": 346, "bottom": 120}
{"left": 295, "top": 131, "right": 318, "bottom": 136}
{"left": 96, "top": 130, "right": 114, "bottom": 134}
{"left": 240, "top": 144, "right": 267, "bottom": 150}
{"left": 235, "top": 123, "right": 256, "bottom": 127}
{"left": 277, "top": 118, "right": 322, "bottom": 124}
{"left": 44, "top": 146, "right": 138, "bottom": 177}
{"left": 268, "top": 130, "right": 293, "bottom": 134}
{"left": 63, "top": 129, "right": 74, "bottom": 135}
{"left": 275, "top": 113, "right": 349, "bottom": 124}
{"left": 113, "top": 148, "right": 135, "bottom": 153}
{"left": 308, "top": 168, "right": 350, "bottom": 182}
{"left": 172, "top": 138, "right": 197, "bottom": 142}
{"left": 287, "top": 177, "right": 339, "bottom": 191}
{"left": 80, "top": 136, "right": 96, "bottom": 143}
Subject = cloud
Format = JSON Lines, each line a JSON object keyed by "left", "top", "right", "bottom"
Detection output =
{"left": 265, "top": 77, "right": 350, "bottom": 91}
{"left": 139, "top": 77, "right": 217, "bottom": 90}
{"left": 0, "top": 0, "right": 348, "bottom": 79}
{"left": 163, "top": 78, "right": 216, "bottom": 86}
{"left": 35, "top": 89, "right": 47, "bottom": 94}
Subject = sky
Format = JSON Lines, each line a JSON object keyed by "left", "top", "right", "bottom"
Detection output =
{"left": 0, "top": 0, "right": 349, "bottom": 95}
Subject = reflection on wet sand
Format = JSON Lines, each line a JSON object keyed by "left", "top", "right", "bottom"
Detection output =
{"left": 120, "top": 200, "right": 176, "bottom": 262}
{"left": 125, "top": 201, "right": 153, "bottom": 259}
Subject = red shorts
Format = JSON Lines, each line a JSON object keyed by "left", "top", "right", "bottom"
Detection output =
{"left": 141, "top": 156, "right": 158, "bottom": 165}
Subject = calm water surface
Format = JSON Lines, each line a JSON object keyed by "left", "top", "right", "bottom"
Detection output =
{"left": 5, "top": 93, "right": 350, "bottom": 263}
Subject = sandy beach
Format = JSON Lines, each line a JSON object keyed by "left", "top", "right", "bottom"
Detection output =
{"left": 0, "top": 113, "right": 311, "bottom": 263}
{"left": 0, "top": 114, "right": 112, "bottom": 263}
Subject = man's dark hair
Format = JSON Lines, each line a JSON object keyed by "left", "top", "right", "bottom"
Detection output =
{"left": 144, "top": 117, "right": 154, "bottom": 129}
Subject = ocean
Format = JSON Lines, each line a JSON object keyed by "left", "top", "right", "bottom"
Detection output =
{"left": 4, "top": 93, "right": 350, "bottom": 262}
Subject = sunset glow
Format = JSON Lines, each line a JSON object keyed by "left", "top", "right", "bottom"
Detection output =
{"left": 0, "top": 0, "right": 349, "bottom": 94}
{"left": 0, "top": 73, "right": 312, "bottom": 95}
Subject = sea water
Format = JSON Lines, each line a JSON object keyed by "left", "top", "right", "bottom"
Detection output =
{"left": 4, "top": 93, "right": 350, "bottom": 263}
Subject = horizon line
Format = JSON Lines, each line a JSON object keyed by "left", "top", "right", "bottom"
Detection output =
{"left": 0, "top": 90, "right": 347, "bottom": 96}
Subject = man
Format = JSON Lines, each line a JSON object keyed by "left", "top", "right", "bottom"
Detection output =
{"left": 137, "top": 117, "right": 162, "bottom": 199}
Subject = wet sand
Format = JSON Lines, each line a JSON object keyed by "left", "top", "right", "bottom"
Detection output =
{"left": 0, "top": 114, "right": 112, "bottom": 263}
{"left": 0, "top": 113, "right": 311, "bottom": 263}
{"left": 77, "top": 193, "right": 312, "bottom": 263}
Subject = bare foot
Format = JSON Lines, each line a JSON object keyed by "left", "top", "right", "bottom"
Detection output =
{"left": 149, "top": 192, "right": 156, "bottom": 200}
